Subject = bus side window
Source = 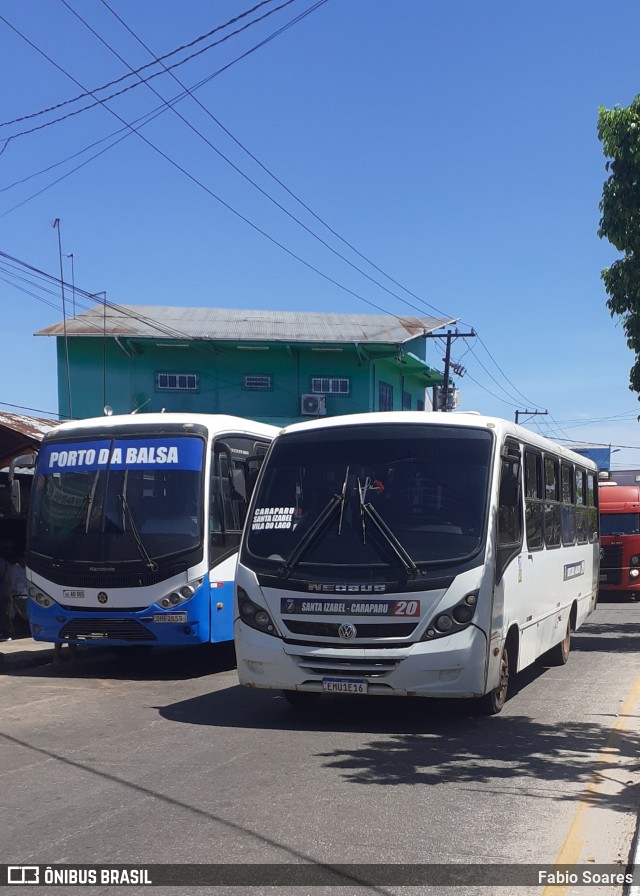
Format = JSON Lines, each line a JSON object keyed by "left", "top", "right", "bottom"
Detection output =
{"left": 524, "top": 449, "right": 543, "bottom": 550}
{"left": 245, "top": 440, "right": 271, "bottom": 500}
{"left": 544, "top": 456, "right": 561, "bottom": 548}
{"left": 575, "top": 468, "right": 588, "bottom": 544}
{"left": 497, "top": 441, "right": 522, "bottom": 582}
{"left": 586, "top": 472, "right": 598, "bottom": 541}
{"left": 560, "top": 462, "right": 576, "bottom": 545}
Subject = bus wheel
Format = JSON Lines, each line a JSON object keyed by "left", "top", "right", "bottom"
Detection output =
{"left": 544, "top": 621, "right": 571, "bottom": 666}
{"left": 477, "top": 642, "right": 510, "bottom": 716}
{"left": 282, "top": 690, "right": 321, "bottom": 709}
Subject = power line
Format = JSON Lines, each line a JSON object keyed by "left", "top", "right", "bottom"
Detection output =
{"left": 90, "top": 0, "right": 452, "bottom": 322}
{"left": 0, "top": 0, "right": 300, "bottom": 152}
{"left": 1, "top": 8, "right": 585, "bottom": 422}
{"left": 0, "top": 0, "right": 280, "bottom": 129}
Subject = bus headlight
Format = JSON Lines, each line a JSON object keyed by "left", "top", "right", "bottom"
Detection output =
{"left": 28, "top": 585, "right": 56, "bottom": 609}
{"left": 159, "top": 577, "right": 203, "bottom": 609}
{"left": 631, "top": 555, "right": 640, "bottom": 567}
{"left": 435, "top": 614, "right": 453, "bottom": 632}
{"left": 630, "top": 569, "right": 640, "bottom": 579}
{"left": 236, "top": 587, "right": 279, "bottom": 637}
{"left": 422, "top": 591, "right": 478, "bottom": 640}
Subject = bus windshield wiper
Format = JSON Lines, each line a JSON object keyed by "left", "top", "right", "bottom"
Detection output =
{"left": 119, "top": 491, "right": 159, "bottom": 572}
{"left": 279, "top": 468, "right": 350, "bottom": 578}
{"left": 358, "top": 490, "right": 420, "bottom": 578}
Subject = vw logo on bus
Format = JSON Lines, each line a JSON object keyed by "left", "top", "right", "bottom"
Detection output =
{"left": 338, "top": 623, "right": 357, "bottom": 640}
{"left": 97, "top": 592, "right": 109, "bottom": 604}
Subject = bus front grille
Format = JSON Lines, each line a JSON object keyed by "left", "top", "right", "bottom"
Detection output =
{"left": 284, "top": 620, "right": 417, "bottom": 639}
{"left": 292, "top": 654, "right": 400, "bottom": 678}
{"left": 59, "top": 619, "right": 158, "bottom": 642}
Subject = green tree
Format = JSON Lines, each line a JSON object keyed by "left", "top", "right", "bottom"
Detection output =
{"left": 598, "top": 96, "right": 640, "bottom": 395}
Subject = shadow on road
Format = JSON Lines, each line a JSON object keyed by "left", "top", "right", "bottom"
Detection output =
{"left": 17, "top": 641, "right": 238, "bottom": 681}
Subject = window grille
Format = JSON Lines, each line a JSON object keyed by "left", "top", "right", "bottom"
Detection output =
{"left": 243, "top": 375, "right": 272, "bottom": 391}
{"left": 156, "top": 372, "right": 198, "bottom": 392}
{"left": 311, "top": 377, "right": 350, "bottom": 395}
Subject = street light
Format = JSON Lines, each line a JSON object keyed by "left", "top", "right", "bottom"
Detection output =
{"left": 52, "top": 219, "right": 73, "bottom": 418}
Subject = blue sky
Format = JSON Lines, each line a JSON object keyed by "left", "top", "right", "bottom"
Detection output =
{"left": 1, "top": 0, "right": 640, "bottom": 467}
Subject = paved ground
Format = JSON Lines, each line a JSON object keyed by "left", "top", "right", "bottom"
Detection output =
{"left": 3, "top": 633, "right": 640, "bottom": 893}
{"left": 0, "top": 635, "right": 56, "bottom": 670}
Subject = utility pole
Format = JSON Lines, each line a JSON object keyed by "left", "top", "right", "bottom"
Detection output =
{"left": 515, "top": 409, "right": 548, "bottom": 425}
{"left": 425, "top": 328, "right": 476, "bottom": 411}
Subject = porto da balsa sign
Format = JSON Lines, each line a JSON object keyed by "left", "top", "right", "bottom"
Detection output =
{"left": 39, "top": 438, "right": 203, "bottom": 472}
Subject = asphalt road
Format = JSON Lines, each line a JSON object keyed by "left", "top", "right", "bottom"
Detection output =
{"left": 1, "top": 596, "right": 640, "bottom": 896}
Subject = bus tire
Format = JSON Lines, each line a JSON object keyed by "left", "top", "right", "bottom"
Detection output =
{"left": 282, "top": 689, "right": 321, "bottom": 709}
{"left": 477, "top": 641, "right": 511, "bottom": 716}
{"left": 544, "top": 621, "right": 571, "bottom": 666}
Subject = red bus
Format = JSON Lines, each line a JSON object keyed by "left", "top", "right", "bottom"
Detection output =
{"left": 599, "top": 483, "right": 640, "bottom": 600}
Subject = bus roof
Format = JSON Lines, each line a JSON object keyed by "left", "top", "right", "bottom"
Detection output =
{"left": 40, "top": 413, "right": 280, "bottom": 442}
{"left": 273, "top": 411, "right": 598, "bottom": 470}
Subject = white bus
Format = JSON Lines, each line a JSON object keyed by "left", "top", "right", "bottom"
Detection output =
{"left": 26, "top": 413, "right": 278, "bottom": 653}
{"left": 234, "top": 412, "right": 599, "bottom": 713}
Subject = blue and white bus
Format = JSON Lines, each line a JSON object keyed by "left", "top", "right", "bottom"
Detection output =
{"left": 26, "top": 413, "right": 278, "bottom": 651}
{"left": 235, "top": 412, "right": 599, "bottom": 714}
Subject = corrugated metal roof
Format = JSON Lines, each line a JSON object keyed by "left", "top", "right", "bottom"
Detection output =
{"left": 0, "top": 411, "right": 59, "bottom": 468}
{"left": 35, "top": 305, "right": 458, "bottom": 345}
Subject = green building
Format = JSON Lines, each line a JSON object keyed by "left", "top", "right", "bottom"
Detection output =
{"left": 36, "top": 304, "right": 455, "bottom": 425}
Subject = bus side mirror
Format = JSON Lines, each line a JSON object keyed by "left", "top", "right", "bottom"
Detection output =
{"left": 9, "top": 453, "right": 36, "bottom": 515}
{"left": 11, "top": 480, "right": 22, "bottom": 515}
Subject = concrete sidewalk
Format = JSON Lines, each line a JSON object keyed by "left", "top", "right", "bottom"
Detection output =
{"left": 0, "top": 636, "right": 56, "bottom": 670}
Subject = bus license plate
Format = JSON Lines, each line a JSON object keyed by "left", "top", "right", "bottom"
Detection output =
{"left": 323, "top": 678, "right": 367, "bottom": 694}
{"left": 153, "top": 613, "right": 187, "bottom": 623}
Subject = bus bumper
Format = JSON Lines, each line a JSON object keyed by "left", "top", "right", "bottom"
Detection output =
{"left": 27, "top": 599, "right": 209, "bottom": 648}
{"left": 234, "top": 621, "right": 489, "bottom": 699}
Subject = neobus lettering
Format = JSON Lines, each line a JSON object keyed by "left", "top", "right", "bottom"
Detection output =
{"left": 307, "top": 584, "right": 386, "bottom": 593}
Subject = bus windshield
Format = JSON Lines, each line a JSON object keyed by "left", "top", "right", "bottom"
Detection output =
{"left": 245, "top": 423, "right": 493, "bottom": 572}
{"left": 28, "top": 436, "right": 204, "bottom": 565}
{"left": 600, "top": 513, "right": 640, "bottom": 536}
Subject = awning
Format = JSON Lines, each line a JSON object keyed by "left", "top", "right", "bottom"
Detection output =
{"left": 0, "top": 411, "right": 59, "bottom": 469}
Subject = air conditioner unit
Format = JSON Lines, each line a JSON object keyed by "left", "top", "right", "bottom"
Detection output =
{"left": 300, "top": 394, "right": 327, "bottom": 416}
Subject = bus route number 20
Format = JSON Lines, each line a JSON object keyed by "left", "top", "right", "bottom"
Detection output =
{"left": 392, "top": 600, "right": 420, "bottom": 617}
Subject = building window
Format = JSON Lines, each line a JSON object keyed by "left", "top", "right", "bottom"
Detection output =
{"left": 156, "top": 372, "right": 198, "bottom": 392}
{"left": 311, "top": 377, "right": 350, "bottom": 395}
{"left": 243, "top": 375, "right": 272, "bottom": 391}
{"left": 379, "top": 381, "right": 393, "bottom": 411}
{"left": 402, "top": 391, "right": 411, "bottom": 410}
{"left": 417, "top": 398, "right": 425, "bottom": 411}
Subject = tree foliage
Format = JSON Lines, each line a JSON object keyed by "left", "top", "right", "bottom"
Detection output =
{"left": 598, "top": 96, "right": 640, "bottom": 395}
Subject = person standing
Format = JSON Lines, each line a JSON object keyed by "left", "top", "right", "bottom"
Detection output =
{"left": 0, "top": 550, "right": 11, "bottom": 641}
{"left": 5, "top": 550, "right": 29, "bottom": 638}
